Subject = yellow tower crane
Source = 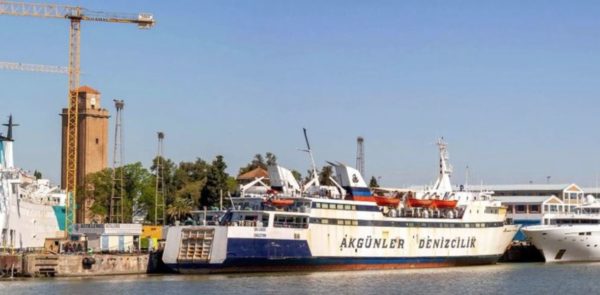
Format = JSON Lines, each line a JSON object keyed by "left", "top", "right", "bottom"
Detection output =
{"left": 0, "top": 1, "right": 155, "bottom": 236}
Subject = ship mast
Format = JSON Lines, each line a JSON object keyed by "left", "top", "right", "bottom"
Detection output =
{"left": 0, "top": 115, "right": 18, "bottom": 169}
{"left": 300, "top": 128, "right": 320, "bottom": 187}
{"left": 432, "top": 137, "right": 453, "bottom": 194}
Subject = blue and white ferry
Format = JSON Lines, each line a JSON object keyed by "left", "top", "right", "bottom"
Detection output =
{"left": 162, "top": 140, "right": 518, "bottom": 273}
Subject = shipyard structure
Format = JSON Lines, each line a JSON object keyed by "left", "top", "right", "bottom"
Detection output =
{"left": 60, "top": 86, "right": 109, "bottom": 224}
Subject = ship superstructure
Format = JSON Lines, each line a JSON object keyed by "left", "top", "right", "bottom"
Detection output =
{"left": 0, "top": 115, "right": 65, "bottom": 250}
{"left": 162, "top": 139, "right": 518, "bottom": 273}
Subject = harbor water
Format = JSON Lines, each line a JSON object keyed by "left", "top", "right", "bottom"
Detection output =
{"left": 1, "top": 262, "right": 598, "bottom": 295}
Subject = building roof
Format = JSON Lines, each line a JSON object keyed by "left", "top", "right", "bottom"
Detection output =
{"left": 76, "top": 85, "right": 100, "bottom": 94}
{"left": 492, "top": 196, "right": 556, "bottom": 204}
{"left": 237, "top": 167, "right": 269, "bottom": 181}
{"left": 582, "top": 188, "right": 600, "bottom": 194}
{"left": 467, "top": 184, "right": 577, "bottom": 192}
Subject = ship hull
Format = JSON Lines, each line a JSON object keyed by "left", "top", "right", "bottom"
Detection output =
{"left": 169, "top": 255, "right": 502, "bottom": 274}
{"left": 163, "top": 222, "right": 518, "bottom": 274}
{"left": 524, "top": 225, "right": 600, "bottom": 262}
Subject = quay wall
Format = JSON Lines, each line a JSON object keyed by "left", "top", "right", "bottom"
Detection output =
{"left": 0, "top": 255, "right": 22, "bottom": 277}
{"left": 23, "top": 253, "right": 150, "bottom": 277}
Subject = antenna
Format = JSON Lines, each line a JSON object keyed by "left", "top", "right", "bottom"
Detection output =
{"left": 109, "top": 99, "right": 125, "bottom": 223}
{"left": 300, "top": 128, "right": 319, "bottom": 186}
{"left": 356, "top": 136, "right": 365, "bottom": 176}
{"left": 155, "top": 131, "right": 166, "bottom": 225}
{"left": 2, "top": 114, "right": 19, "bottom": 141}
{"left": 465, "top": 165, "right": 470, "bottom": 188}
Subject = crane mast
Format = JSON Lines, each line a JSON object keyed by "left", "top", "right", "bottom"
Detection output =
{"left": 0, "top": 1, "right": 154, "bottom": 236}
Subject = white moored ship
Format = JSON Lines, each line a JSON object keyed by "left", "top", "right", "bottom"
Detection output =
{"left": 162, "top": 139, "right": 518, "bottom": 273}
{"left": 0, "top": 115, "right": 65, "bottom": 250}
{"left": 523, "top": 197, "right": 600, "bottom": 262}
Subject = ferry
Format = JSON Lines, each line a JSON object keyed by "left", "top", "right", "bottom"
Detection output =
{"left": 162, "top": 139, "right": 518, "bottom": 273}
{"left": 523, "top": 197, "right": 600, "bottom": 262}
{"left": 0, "top": 115, "right": 65, "bottom": 250}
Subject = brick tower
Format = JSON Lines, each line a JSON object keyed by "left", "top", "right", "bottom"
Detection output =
{"left": 61, "top": 85, "right": 109, "bottom": 223}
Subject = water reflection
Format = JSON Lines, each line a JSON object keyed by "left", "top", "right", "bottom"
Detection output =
{"left": 1, "top": 263, "right": 599, "bottom": 295}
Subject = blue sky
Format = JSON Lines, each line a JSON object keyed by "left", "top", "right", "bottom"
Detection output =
{"left": 2, "top": 1, "right": 600, "bottom": 187}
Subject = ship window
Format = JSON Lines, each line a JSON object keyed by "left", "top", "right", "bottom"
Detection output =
{"left": 344, "top": 220, "right": 352, "bottom": 226}
{"left": 337, "top": 204, "right": 344, "bottom": 210}
{"left": 321, "top": 219, "right": 329, "bottom": 224}
{"left": 587, "top": 232, "right": 592, "bottom": 235}
{"left": 515, "top": 205, "right": 526, "bottom": 213}
{"left": 95, "top": 138, "right": 99, "bottom": 144}
{"left": 352, "top": 220, "right": 358, "bottom": 226}
{"left": 337, "top": 219, "right": 344, "bottom": 225}
{"left": 274, "top": 215, "right": 308, "bottom": 228}
{"left": 314, "top": 203, "right": 321, "bottom": 208}
{"left": 344, "top": 205, "right": 352, "bottom": 210}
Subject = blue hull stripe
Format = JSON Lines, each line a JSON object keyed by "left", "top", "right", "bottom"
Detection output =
{"left": 227, "top": 238, "right": 311, "bottom": 258}
{"left": 166, "top": 238, "right": 501, "bottom": 273}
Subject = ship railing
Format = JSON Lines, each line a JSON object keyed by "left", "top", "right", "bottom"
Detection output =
{"left": 196, "top": 220, "right": 220, "bottom": 226}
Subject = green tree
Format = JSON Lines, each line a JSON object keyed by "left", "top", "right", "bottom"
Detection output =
{"left": 303, "top": 169, "right": 316, "bottom": 184}
{"left": 201, "top": 155, "right": 229, "bottom": 208}
{"left": 318, "top": 165, "right": 334, "bottom": 186}
{"left": 167, "top": 196, "right": 193, "bottom": 222}
{"left": 150, "top": 156, "right": 177, "bottom": 196}
{"left": 369, "top": 176, "right": 380, "bottom": 188}
{"left": 85, "top": 162, "right": 155, "bottom": 223}
{"left": 173, "top": 158, "right": 208, "bottom": 208}
{"left": 33, "top": 170, "right": 42, "bottom": 180}
{"left": 86, "top": 168, "right": 113, "bottom": 222}
{"left": 238, "top": 152, "right": 277, "bottom": 175}
{"left": 265, "top": 152, "right": 277, "bottom": 166}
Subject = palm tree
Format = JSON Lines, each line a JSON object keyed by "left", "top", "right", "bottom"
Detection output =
{"left": 167, "top": 197, "right": 193, "bottom": 222}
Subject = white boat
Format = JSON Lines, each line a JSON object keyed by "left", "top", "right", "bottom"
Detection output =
{"left": 523, "top": 198, "right": 600, "bottom": 262}
{"left": 0, "top": 115, "right": 65, "bottom": 250}
{"left": 162, "top": 138, "right": 518, "bottom": 273}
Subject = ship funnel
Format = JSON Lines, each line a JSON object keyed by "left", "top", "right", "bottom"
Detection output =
{"left": 267, "top": 165, "right": 301, "bottom": 196}
{"left": 332, "top": 162, "right": 371, "bottom": 197}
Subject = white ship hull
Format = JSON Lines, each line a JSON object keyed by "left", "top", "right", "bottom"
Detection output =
{"left": 524, "top": 225, "right": 600, "bottom": 262}
{"left": 163, "top": 199, "right": 518, "bottom": 273}
{"left": 0, "top": 118, "right": 65, "bottom": 250}
{"left": 0, "top": 174, "right": 65, "bottom": 249}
